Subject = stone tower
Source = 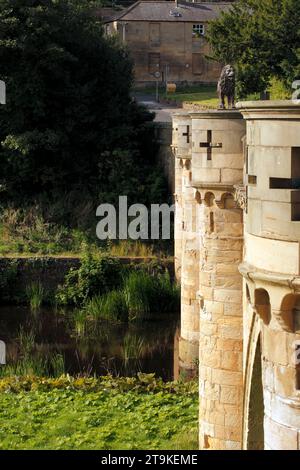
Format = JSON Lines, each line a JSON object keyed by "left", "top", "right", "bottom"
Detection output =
{"left": 237, "top": 101, "right": 300, "bottom": 450}
{"left": 173, "top": 112, "right": 199, "bottom": 373}
{"left": 191, "top": 110, "right": 245, "bottom": 450}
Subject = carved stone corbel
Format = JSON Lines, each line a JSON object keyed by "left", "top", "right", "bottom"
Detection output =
{"left": 234, "top": 184, "right": 247, "bottom": 211}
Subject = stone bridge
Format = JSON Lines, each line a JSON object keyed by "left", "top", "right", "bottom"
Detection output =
{"left": 171, "top": 101, "right": 300, "bottom": 450}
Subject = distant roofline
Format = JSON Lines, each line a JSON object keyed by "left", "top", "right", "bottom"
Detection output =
{"left": 104, "top": 1, "right": 233, "bottom": 24}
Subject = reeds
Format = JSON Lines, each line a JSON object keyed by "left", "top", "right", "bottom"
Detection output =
{"left": 26, "top": 282, "right": 44, "bottom": 311}
{"left": 85, "top": 291, "right": 128, "bottom": 323}
{"left": 79, "top": 270, "right": 180, "bottom": 326}
{"left": 73, "top": 308, "right": 87, "bottom": 337}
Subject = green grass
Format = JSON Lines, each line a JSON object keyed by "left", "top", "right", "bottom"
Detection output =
{"left": 163, "top": 85, "right": 219, "bottom": 108}
{"left": 136, "top": 78, "right": 292, "bottom": 108}
{"left": 135, "top": 84, "right": 219, "bottom": 108}
{"left": 0, "top": 376, "right": 198, "bottom": 450}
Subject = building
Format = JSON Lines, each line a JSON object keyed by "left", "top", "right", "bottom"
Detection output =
{"left": 172, "top": 101, "right": 300, "bottom": 449}
{"left": 104, "top": 1, "right": 233, "bottom": 85}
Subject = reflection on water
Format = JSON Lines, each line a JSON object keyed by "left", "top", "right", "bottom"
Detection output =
{"left": 0, "top": 306, "right": 180, "bottom": 381}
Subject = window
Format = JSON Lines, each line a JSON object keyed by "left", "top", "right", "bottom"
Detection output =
{"left": 193, "top": 24, "right": 205, "bottom": 37}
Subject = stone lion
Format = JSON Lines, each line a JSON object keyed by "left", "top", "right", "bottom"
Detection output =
{"left": 217, "top": 64, "right": 236, "bottom": 109}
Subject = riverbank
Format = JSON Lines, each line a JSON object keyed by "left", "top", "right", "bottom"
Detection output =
{"left": 0, "top": 255, "right": 174, "bottom": 303}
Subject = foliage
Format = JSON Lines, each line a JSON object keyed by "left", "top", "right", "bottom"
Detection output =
{"left": 0, "top": 206, "right": 92, "bottom": 255}
{"left": 79, "top": 270, "right": 180, "bottom": 325}
{"left": 56, "top": 253, "right": 123, "bottom": 305}
{"left": 0, "top": 375, "right": 198, "bottom": 450}
{"left": 207, "top": 0, "right": 300, "bottom": 97}
{"left": 123, "top": 271, "right": 180, "bottom": 321}
{"left": 85, "top": 290, "right": 129, "bottom": 323}
{"left": 26, "top": 282, "right": 44, "bottom": 311}
{"left": 0, "top": 0, "right": 168, "bottom": 242}
{"left": 0, "top": 258, "right": 17, "bottom": 301}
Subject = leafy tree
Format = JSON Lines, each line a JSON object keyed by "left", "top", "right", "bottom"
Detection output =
{"left": 0, "top": 0, "right": 160, "bottom": 212}
{"left": 207, "top": 0, "right": 300, "bottom": 97}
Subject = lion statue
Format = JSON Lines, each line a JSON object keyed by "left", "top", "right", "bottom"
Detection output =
{"left": 217, "top": 64, "right": 236, "bottom": 109}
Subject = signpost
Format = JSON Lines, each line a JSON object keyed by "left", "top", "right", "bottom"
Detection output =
{"left": 154, "top": 71, "right": 161, "bottom": 102}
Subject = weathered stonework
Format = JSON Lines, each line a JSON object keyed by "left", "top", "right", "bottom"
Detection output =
{"left": 172, "top": 100, "right": 300, "bottom": 450}
{"left": 237, "top": 101, "right": 300, "bottom": 450}
{"left": 173, "top": 112, "right": 199, "bottom": 372}
{"left": 191, "top": 110, "right": 245, "bottom": 450}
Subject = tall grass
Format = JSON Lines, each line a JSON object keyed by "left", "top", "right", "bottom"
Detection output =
{"left": 50, "top": 353, "right": 65, "bottom": 377}
{"left": 0, "top": 356, "right": 48, "bottom": 377}
{"left": 81, "top": 271, "right": 180, "bottom": 325}
{"left": 108, "top": 240, "right": 155, "bottom": 258}
{"left": 26, "top": 282, "right": 44, "bottom": 311}
{"left": 18, "top": 327, "right": 35, "bottom": 356}
{"left": 85, "top": 291, "right": 128, "bottom": 323}
{"left": 123, "top": 271, "right": 180, "bottom": 321}
{"left": 73, "top": 308, "right": 87, "bottom": 337}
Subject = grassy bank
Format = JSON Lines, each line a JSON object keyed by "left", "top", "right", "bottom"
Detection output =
{"left": 135, "top": 84, "right": 218, "bottom": 108}
{"left": 135, "top": 78, "right": 291, "bottom": 108}
{"left": 0, "top": 375, "right": 198, "bottom": 450}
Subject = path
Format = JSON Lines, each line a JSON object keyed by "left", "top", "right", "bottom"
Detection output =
{"left": 134, "top": 92, "right": 179, "bottom": 123}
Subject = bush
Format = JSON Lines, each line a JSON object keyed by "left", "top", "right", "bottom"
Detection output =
{"left": 56, "top": 253, "right": 123, "bottom": 306}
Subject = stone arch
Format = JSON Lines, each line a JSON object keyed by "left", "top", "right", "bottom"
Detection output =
{"left": 279, "top": 293, "right": 300, "bottom": 332}
{"left": 220, "top": 192, "right": 236, "bottom": 210}
{"left": 194, "top": 190, "right": 201, "bottom": 204}
{"left": 254, "top": 288, "right": 271, "bottom": 325}
{"left": 243, "top": 313, "right": 264, "bottom": 450}
{"left": 184, "top": 159, "right": 191, "bottom": 170}
{"left": 247, "top": 333, "right": 264, "bottom": 450}
{"left": 179, "top": 159, "right": 184, "bottom": 169}
{"left": 204, "top": 192, "right": 215, "bottom": 207}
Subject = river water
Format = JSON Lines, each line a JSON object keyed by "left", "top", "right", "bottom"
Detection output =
{"left": 0, "top": 306, "right": 180, "bottom": 381}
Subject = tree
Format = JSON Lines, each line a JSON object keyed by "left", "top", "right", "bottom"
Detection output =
{"left": 0, "top": 0, "right": 158, "bottom": 210}
{"left": 206, "top": 0, "right": 300, "bottom": 97}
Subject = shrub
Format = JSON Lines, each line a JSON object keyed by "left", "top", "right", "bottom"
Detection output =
{"left": 56, "top": 253, "right": 123, "bottom": 305}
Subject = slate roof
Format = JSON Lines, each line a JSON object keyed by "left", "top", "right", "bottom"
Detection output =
{"left": 105, "top": 1, "right": 233, "bottom": 23}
